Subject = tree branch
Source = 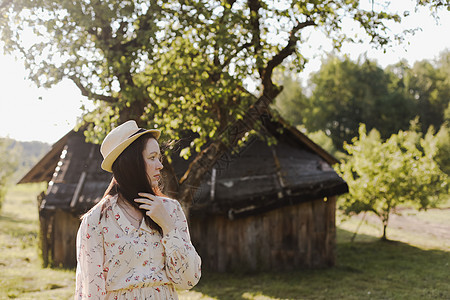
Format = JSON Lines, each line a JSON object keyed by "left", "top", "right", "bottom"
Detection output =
{"left": 248, "top": 0, "right": 262, "bottom": 57}
{"left": 69, "top": 75, "right": 119, "bottom": 103}
{"left": 178, "top": 91, "right": 276, "bottom": 204}
{"left": 121, "top": 1, "right": 159, "bottom": 50}
{"left": 117, "top": 20, "right": 129, "bottom": 39}
{"left": 214, "top": 0, "right": 260, "bottom": 72}
{"left": 261, "top": 19, "right": 316, "bottom": 90}
{"left": 221, "top": 42, "right": 253, "bottom": 69}
{"left": 214, "top": 0, "right": 254, "bottom": 70}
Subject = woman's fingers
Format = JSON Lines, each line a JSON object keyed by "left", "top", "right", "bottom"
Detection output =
{"left": 139, "top": 204, "right": 152, "bottom": 211}
{"left": 134, "top": 193, "right": 176, "bottom": 234}
{"left": 134, "top": 197, "right": 152, "bottom": 205}
{"left": 136, "top": 193, "right": 164, "bottom": 205}
{"left": 138, "top": 192, "right": 155, "bottom": 199}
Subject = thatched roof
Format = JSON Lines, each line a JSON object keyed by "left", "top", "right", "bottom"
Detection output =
{"left": 19, "top": 117, "right": 348, "bottom": 217}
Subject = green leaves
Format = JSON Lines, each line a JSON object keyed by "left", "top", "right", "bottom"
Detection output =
{"left": 1, "top": 0, "right": 447, "bottom": 181}
{"left": 278, "top": 52, "right": 450, "bottom": 151}
{"left": 336, "top": 124, "right": 449, "bottom": 239}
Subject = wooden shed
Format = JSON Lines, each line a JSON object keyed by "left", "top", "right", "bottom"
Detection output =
{"left": 19, "top": 117, "right": 348, "bottom": 270}
{"left": 19, "top": 131, "right": 111, "bottom": 267}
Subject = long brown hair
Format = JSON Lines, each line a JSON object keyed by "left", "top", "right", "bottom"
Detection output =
{"left": 88, "top": 132, "right": 163, "bottom": 234}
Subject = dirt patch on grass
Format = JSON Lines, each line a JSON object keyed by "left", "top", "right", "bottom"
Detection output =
{"left": 388, "top": 208, "right": 450, "bottom": 240}
{"left": 356, "top": 207, "right": 450, "bottom": 242}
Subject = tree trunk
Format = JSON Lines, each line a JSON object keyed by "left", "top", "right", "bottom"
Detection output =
{"left": 382, "top": 223, "right": 388, "bottom": 241}
{"left": 381, "top": 201, "right": 392, "bottom": 241}
{"left": 381, "top": 213, "right": 389, "bottom": 241}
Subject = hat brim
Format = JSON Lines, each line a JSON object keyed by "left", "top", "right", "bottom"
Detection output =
{"left": 101, "top": 129, "right": 160, "bottom": 173}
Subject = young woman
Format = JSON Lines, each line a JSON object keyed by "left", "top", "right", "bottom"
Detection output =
{"left": 75, "top": 120, "right": 201, "bottom": 300}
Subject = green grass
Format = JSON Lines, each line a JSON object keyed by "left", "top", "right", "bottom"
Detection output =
{"left": 0, "top": 183, "right": 76, "bottom": 299}
{"left": 1, "top": 184, "right": 449, "bottom": 299}
{"left": 187, "top": 236, "right": 449, "bottom": 300}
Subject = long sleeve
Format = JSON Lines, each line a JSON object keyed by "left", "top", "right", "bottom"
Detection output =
{"left": 162, "top": 200, "right": 201, "bottom": 290}
{"left": 75, "top": 212, "right": 107, "bottom": 300}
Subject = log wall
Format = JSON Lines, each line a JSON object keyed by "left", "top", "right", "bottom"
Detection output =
{"left": 190, "top": 196, "right": 336, "bottom": 272}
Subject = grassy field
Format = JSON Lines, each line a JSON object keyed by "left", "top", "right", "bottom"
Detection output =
{"left": 0, "top": 184, "right": 75, "bottom": 299}
{"left": 1, "top": 184, "right": 449, "bottom": 299}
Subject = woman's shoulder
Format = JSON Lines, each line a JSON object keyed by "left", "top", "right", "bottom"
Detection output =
{"left": 160, "top": 196, "right": 181, "bottom": 207}
{"left": 160, "top": 196, "right": 186, "bottom": 216}
{"left": 82, "top": 195, "right": 115, "bottom": 226}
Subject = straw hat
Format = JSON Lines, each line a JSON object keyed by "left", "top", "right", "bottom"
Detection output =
{"left": 100, "top": 120, "right": 161, "bottom": 172}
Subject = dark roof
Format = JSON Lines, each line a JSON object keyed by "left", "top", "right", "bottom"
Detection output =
{"left": 174, "top": 118, "right": 348, "bottom": 217}
{"left": 19, "top": 116, "right": 348, "bottom": 217}
{"left": 38, "top": 131, "right": 111, "bottom": 214}
{"left": 17, "top": 131, "right": 71, "bottom": 184}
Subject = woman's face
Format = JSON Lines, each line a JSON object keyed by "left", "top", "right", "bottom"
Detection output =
{"left": 142, "top": 137, "right": 163, "bottom": 188}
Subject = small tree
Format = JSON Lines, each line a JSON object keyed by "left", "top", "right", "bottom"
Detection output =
{"left": 336, "top": 124, "right": 448, "bottom": 240}
{"left": 431, "top": 103, "right": 450, "bottom": 175}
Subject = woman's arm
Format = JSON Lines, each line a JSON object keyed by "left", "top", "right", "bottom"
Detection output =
{"left": 135, "top": 193, "right": 202, "bottom": 290}
{"left": 161, "top": 199, "right": 202, "bottom": 290}
{"left": 75, "top": 212, "right": 107, "bottom": 299}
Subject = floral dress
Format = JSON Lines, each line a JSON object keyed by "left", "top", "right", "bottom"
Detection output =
{"left": 75, "top": 195, "right": 201, "bottom": 300}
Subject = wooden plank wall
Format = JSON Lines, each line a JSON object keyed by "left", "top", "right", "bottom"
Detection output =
{"left": 43, "top": 196, "right": 336, "bottom": 270}
{"left": 39, "top": 213, "right": 53, "bottom": 268}
{"left": 52, "top": 210, "right": 80, "bottom": 268}
{"left": 190, "top": 196, "right": 336, "bottom": 272}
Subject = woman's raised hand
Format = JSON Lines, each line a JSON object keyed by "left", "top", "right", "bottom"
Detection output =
{"left": 135, "top": 192, "right": 176, "bottom": 234}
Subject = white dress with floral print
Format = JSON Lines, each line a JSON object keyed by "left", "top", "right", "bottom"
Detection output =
{"left": 75, "top": 195, "right": 201, "bottom": 300}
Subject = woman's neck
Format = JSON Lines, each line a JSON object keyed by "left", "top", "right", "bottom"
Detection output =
{"left": 117, "top": 195, "right": 144, "bottom": 227}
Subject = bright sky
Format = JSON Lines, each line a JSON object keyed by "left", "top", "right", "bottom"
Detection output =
{"left": 0, "top": 3, "right": 449, "bottom": 144}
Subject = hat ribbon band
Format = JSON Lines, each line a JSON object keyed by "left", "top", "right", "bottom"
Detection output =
{"left": 128, "top": 128, "right": 147, "bottom": 138}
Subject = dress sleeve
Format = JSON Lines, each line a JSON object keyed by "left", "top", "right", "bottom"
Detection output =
{"left": 75, "top": 212, "right": 107, "bottom": 299}
{"left": 161, "top": 200, "right": 202, "bottom": 290}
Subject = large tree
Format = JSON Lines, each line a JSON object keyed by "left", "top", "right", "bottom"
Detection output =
{"left": 301, "top": 57, "right": 417, "bottom": 149}
{"left": 400, "top": 52, "right": 450, "bottom": 133}
{"left": 0, "top": 0, "right": 444, "bottom": 206}
{"left": 274, "top": 51, "right": 450, "bottom": 150}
